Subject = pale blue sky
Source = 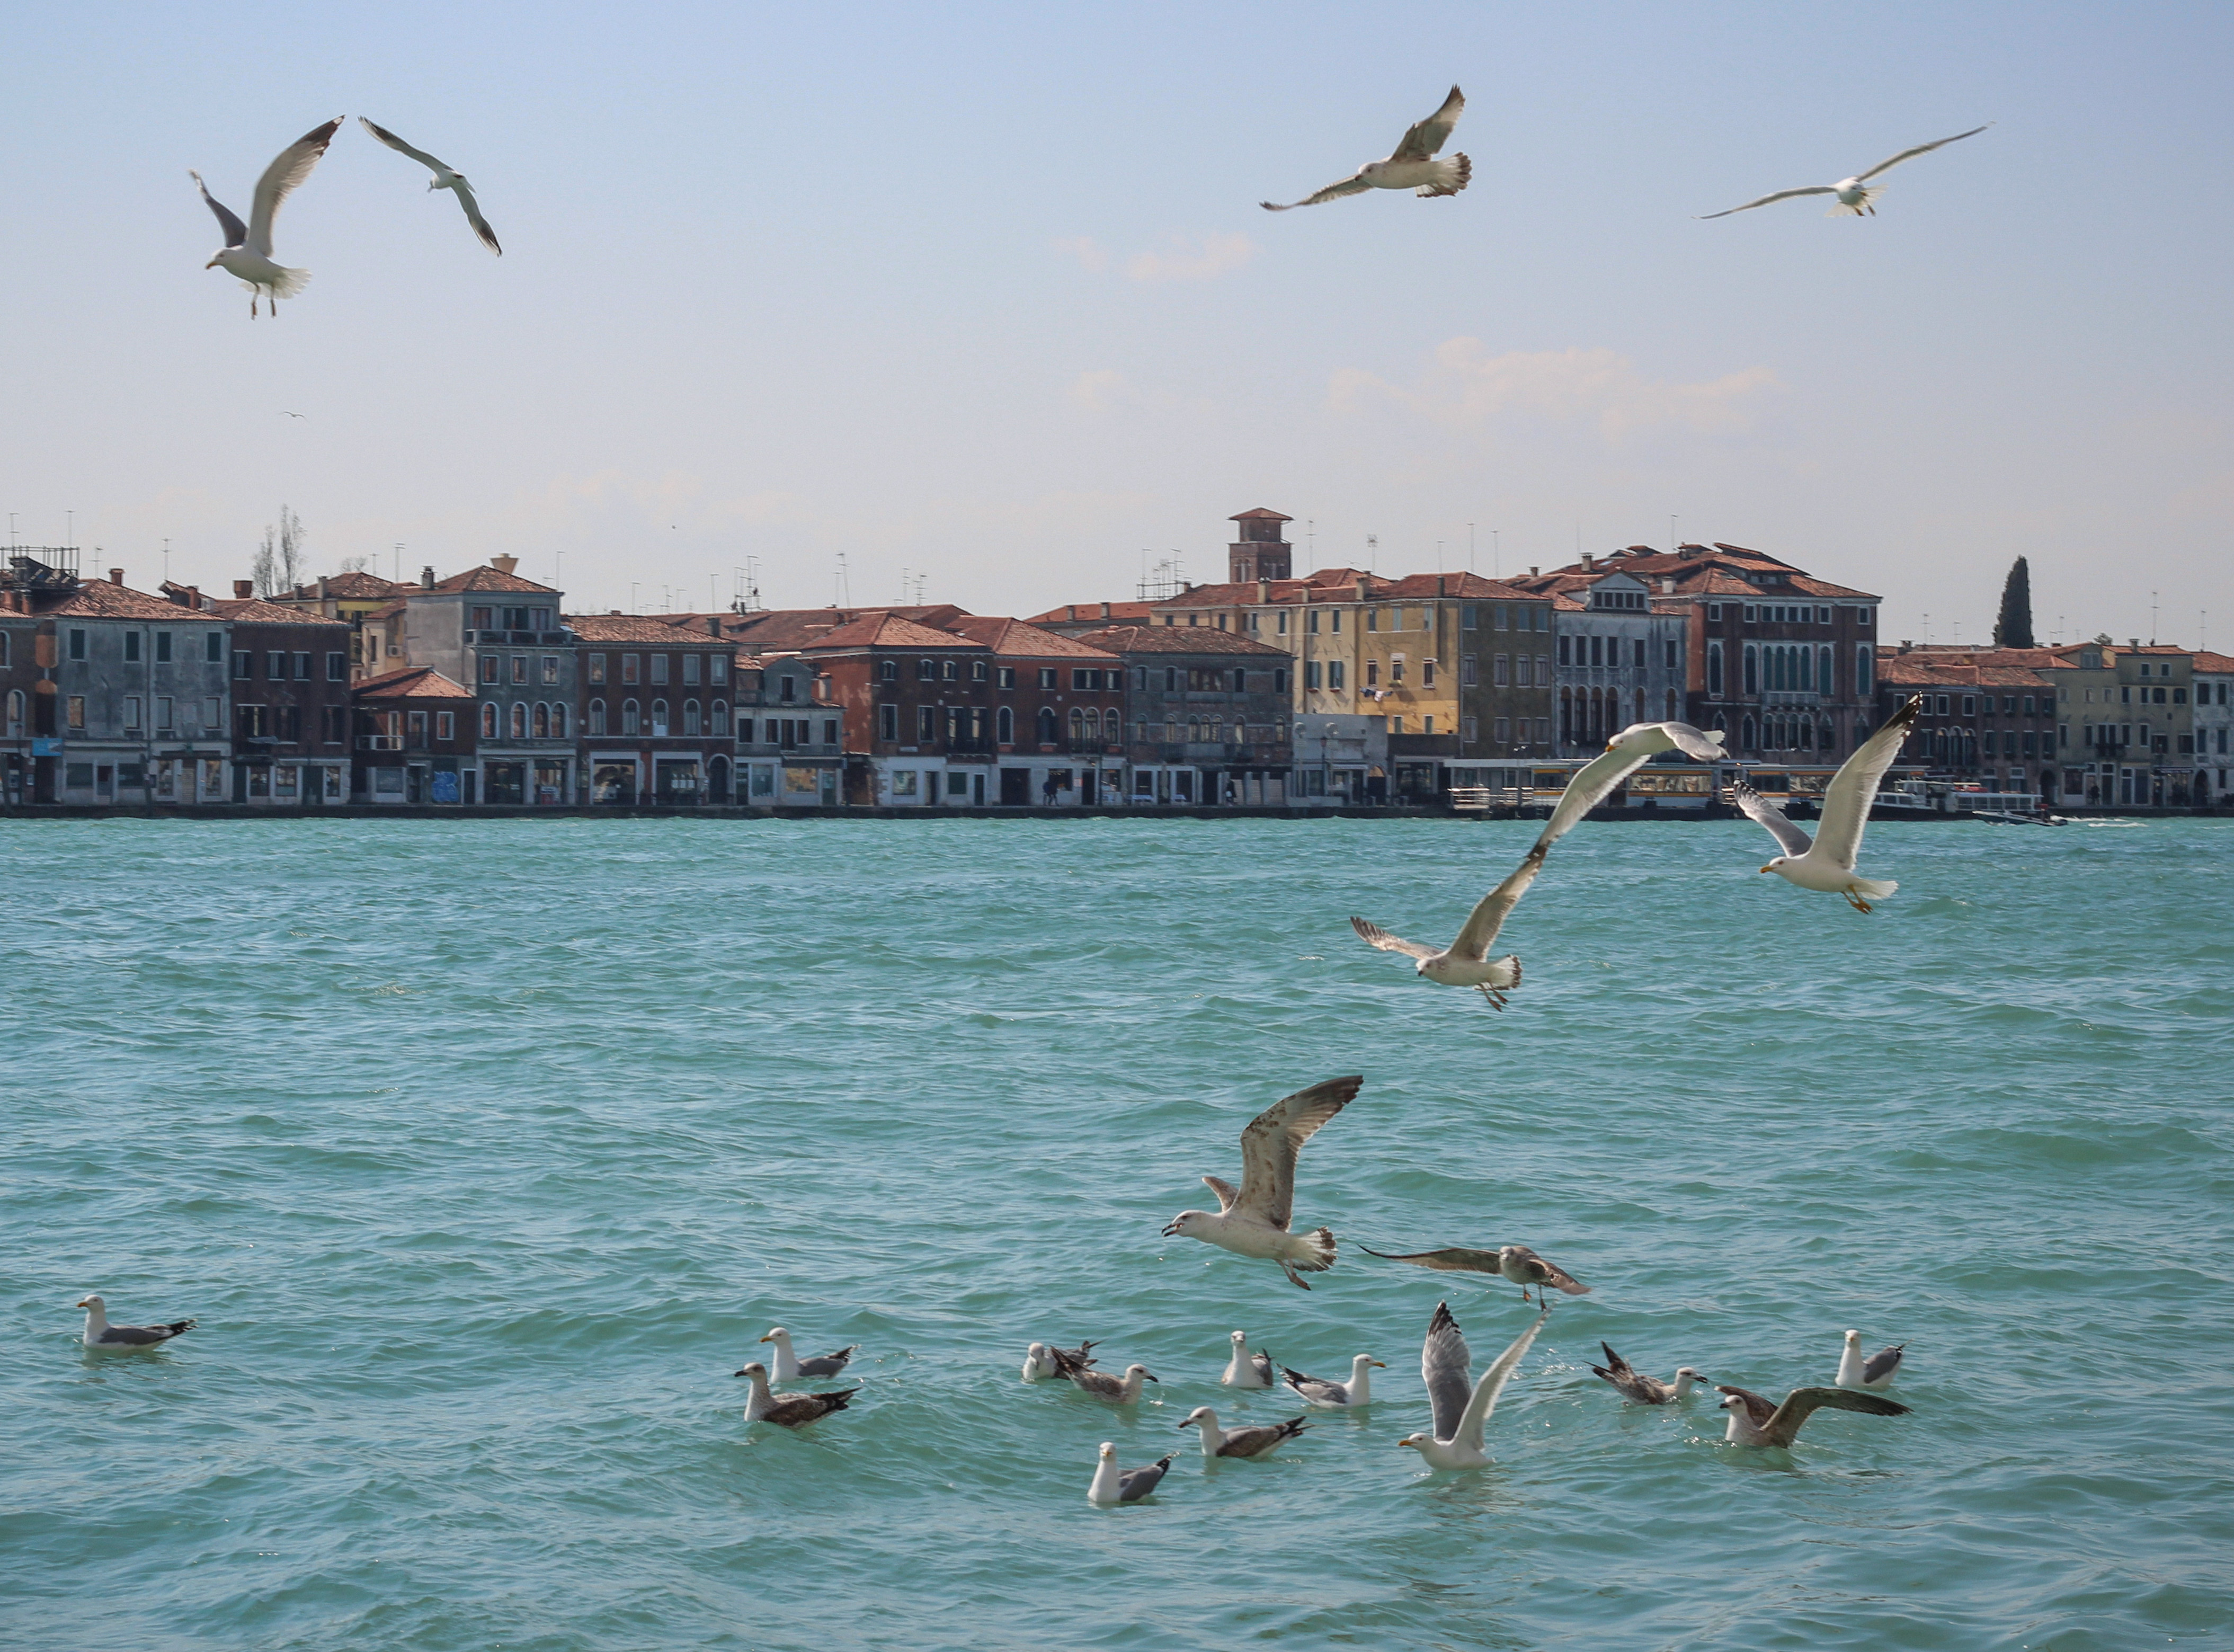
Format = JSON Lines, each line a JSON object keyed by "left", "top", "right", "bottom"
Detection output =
{"left": 4, "top": 2, "right": 2229, "bottom": 646}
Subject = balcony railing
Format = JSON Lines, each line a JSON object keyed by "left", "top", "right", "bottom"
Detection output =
{"left": 358, "top": 735, "right": 404, "bottom": 751}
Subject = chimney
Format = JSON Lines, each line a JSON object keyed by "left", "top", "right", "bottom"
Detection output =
{"left": 706, "top": 616, "right": 720, "bottom": 637}
{"left": 1579, "top": 553, "right": 1594, "bottom": 571}
{"left": 1659, "top": 576, "right": 1675, "bottom": 594}
{"left": 1067, "top": 605, "right": 1079, "bottom": 621}
{"left": 111, "top": 567, "right": 127, "bottom": 586}
{"left": 1258, "top": 579, "right": 1271, "bottom": 603}
{"left": 233, "top": 580, "right": 254, "bottom": 599}
{"left": 490, "top": 555, "right": 520, "bottom": 576}
{"left": 421, "top": 565, "right": 436, "bottom": 590}
{"left": 1099, "top": 600, "right": 1111, "bottom": 619}
{"left": 1356, "top": 577, "right": 1369, "bottom": 602}
{"left": 1529, "top": 566, "right": 1539, "bottom": 576}
{"left": 186, "top": 585, "right": 201, "bottom": 609}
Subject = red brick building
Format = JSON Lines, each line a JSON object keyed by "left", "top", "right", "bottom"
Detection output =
{"left": 352, "top": 667, "right": 477, "bottom": 805}
{"left": 941, "top": 616, "right": 1126, "bottom": 805}
{"left": 568, "top": 612, "right": 738, "bottom": 805}
{"left": 798, "top": 612, "right": 994, "bottom": 806}
{"left": 207, "top": 585, "right": 355, "bottom": 805}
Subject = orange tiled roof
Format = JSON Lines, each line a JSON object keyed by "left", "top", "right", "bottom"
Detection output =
{"left": 1023, "top": 599, "right": 1160, "bottom": 626}
{"left": 1068, "top": 624, "right": 1293, "bottom": 658}
{"left": 312, "top": 571, "right": 407, "bottom": 598}
{"left": 355, "top": 666, "right": 475, "bottom": 700}
{"left": 40, "top": 579, "right": 225, "bottom": 621}
{"left": 802, "top": 611, "right": 991, "bottom": 651}
{"left": 210, "top": 596, "right": 349, "bottom": 626}
{"left": 941, "top": 616, "right": 1120, "bottom": 659}
{"left": 1879, "top": 655, "right": 2053, "bottom": 688}
{"left": 567, "top": 612, "right": 725, "bottom": 644}
{"left": 431, "top": 564, "right": 559, "bottom": 594}
{"left": 2192, "top": 651, "right": 2234, "bottom": 674}
{"left": 1230, "top": 507, "right": 1293, "bottom": 522}
{"left": 1154, "top": 568, "right": 1538, "bottom": 609}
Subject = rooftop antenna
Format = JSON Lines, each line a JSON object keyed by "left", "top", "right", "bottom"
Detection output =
{"left": 1670, "top": 514, "right": 1677, "bottom": 551}
{"left": 1307, "top": 519, "right": 1315, "bottom": 559}
{"left": 554, "top": 547, "right": 563, "bottom": 591}
{"left": 66, "top": 510, "right": 73, "bottom": 547}
{"left": 1366, "top": 534, "right": 1377, "bottom": 573}
{"left": 1493, "top": 529, "right": 1500, "bottom": 577}
{"left": 393, "top": 543, "right": 404, "bottom": 582}
{"left": 1436, "top": 539, "right": 1444, "bottom": 574}
{"left": 1923, "top": 611, "right": 1931, "bottom": 645}
{"left": 709, "top": 573, "right": 718, "bottom": 612}
{"left": 732, "top": 559, "right": 762, "bottom": 614}
{"left": 1467, "top": 522, "right": 1475, "bottom": 574}
{"left": 630, "top": 580, "right": 639, "bottom": 614}
{"left": 6, "top": 513, "right": 15, "bottom": 547}
{"left": 2150, "top": 590, "right": 2158, "bottom": 644}
{"left": 835, "top": 552, "right": 851, "bottom": 608}
{"left": 162, "top": 538, "right": 172, "bottom": 582}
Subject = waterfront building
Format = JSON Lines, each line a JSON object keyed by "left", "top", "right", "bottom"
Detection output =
{"left": 1502, "top": 561, "right": 1689, "bottom": 758}
{"left": 568, "top": 612, "right": 739, "bottom": 805}
{"left": 1067, "top": 624, "right": 1295, "bottom": 805}
{"left": 208, "top": 585, "right": 354, "bottom": 805}
{"left": 941, "top": 616, "right": 1128, "bottom": 805}
{"left": 731, "top": 650, "right": 845, "bottom": 807}
{"left": 2041, "top": 639, "right": 2196, "bottom": 806}
{"left": 800, "top": 611, "right": 995, "bottom": 807}
{"left": 1877, "top": 647, "right": 2059, "bottom": 795}
{"left": 351, "top": 667, "right": 477, "bottom": 804}
{"left": 2192, "top": 652, "right": 2233, "bottom": 804}
{"left": 268, "top": 570, "right": 412, "bottom": 672}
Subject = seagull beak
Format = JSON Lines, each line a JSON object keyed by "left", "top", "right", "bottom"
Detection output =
{"left": 1160, "top": 1221, "right": 1180, "bottom": 1237}
{"left": 1370, "top": 1360, "right": 1387, "bottom": 1369}
{"left": 731, "top": 1369, "right": 748, "bottom": 1378}
{"left": 1143, "top": 1372, "right": 1159, "bottom": 1383}
{"left": 1758, "top": 864, "right": 1774, "bottom": 874}
{"left": 75, "top": 1298, "right": 91, "bottom": 1308}
{"left": 203, "top": 258, "right": 220, "bottom": 269}
{"left": 757, "top": 1334, "right": 773, "bottom": 1343}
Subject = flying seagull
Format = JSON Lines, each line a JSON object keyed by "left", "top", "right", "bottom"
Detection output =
{"left": 1262, "top": 86, "right": 1470, "bottom": 211}
{"left": 358, "top": 118, "right": 503, "bottom": 254}
{"left": 757, "top": 1326, "right": 859, "bottom": 1381}
{"left": 1088, "top": 1442, "right": 1176, "bottom": 1505}
{"left": 1838, "top": 1330, "right": 1906, "bottom": 1389}
{"left": 1359, "top": 1242, "right": 1590, "bottom": 1306}
{"left": 1281, "top": 1353, "right": 1385, "bottom": 1408}
{"left": 1589, "top": 1342, "right": 1706, "bottom": 1405}
{"left": 1399, "top": 1302, "right": 1551, "bottom": 1470}
{"left": 732, "top": 1361, "right": 858, "bottom": 1426}
{"left": 1162, "top": 1076, "right": 1362, "bottom": 1290}
{"left": 1351, "top": 721, "right": 1722, "bottom": 1005}
{"left": 1222, "top": 1330, "right": 1274, "bottom": 1389}
{"left": 76, "top": 1293, "right": 195, "bottom": 1350}
{"left": 1716, "top": 1383, "right": 1909, "bottom": 1447}
{"left": 191, "top": 118, "right": 342, "bottom": 317}
{"left": 1734, "top": 697, "right": 1920, "bottom": 911}
{"left": 1698, "top": 124, "right": 1992, "bottom": 218}
{"left": 1178, "top": 1406, "right": 1311, "bottom": 1460}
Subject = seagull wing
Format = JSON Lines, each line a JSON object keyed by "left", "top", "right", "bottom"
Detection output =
{"left": 1248, "top": 1349, "right": 1274, "bottom": 1385}
{"left": 246, "top": 118, "right": 341, "bottom": 257}
{"left": 1659, "top": 720, "right": 1728, "bottom": 761}
{"left": 1390, "top": 85, "right": 1464, "bottom": 162}
{"left": 1359, "top": 1245, "right": 1505, "bottom": 1275}
{"left": 1813, "top": 698, "right": 1920, "bottom": 869}
{"left": 1733, "top": 783, "right": 1813, "bottom": 857}
{"left": 1446, "top": 846, "right": 1546, "bottom": 961}
{"left": 1533, "top": 729, "right": 1674, "bottom": 851}
{"left": 1697, "top": 185, "right": 1837, "bottom": 219}
{"left": 1117, "top": 1456, "right": 1173, "bottom": 1500}
{"left": 1715, "top": 1383, "right": 1780, "bottom": 1429}
{"left": 1853, "top": 123, "right": 1992, "bottom": 183}
{"left": 1349, "top": 916, "right": 1436, "bottom": 960}
{"left": 1507, "top": 1246, "right": 1589, "bottom": 1295}
{"left": 1280, "top": 1367, "right": 1348, "bottom": 1406}
{"left": 1233, "top": 1075, "right": 1361, "bottom": 1228}
{"left": 1201, "top": 1174, "right": 1242, "bottom": 1212}
{"left": 1420, "top": 1302, "right": 1474, "bottom": 1443}
{"left": 357, "top": 117, "right": 449, "bottom": 172}
{"left": 450, "top": 177, "right": 503, "bottom": 255}
{"left": 188, "top": 172, "right": 247, "bottom": 248}
{"left": 1760, "top": 1385, "right": 1910, "bottom": 1447}
{"left": 1862, "top": 1344, "right": 1906, "bottom": 1385}
{"left": 1454, "top": 1305, "right": 1551, "bottom": 1452}
{"left": 1261, "top": 173, "right": 1374, "bottom": 211}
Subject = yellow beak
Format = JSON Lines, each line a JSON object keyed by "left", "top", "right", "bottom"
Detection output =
{"left": 1758, "top": 864, "right": 1774, "bottom": 874}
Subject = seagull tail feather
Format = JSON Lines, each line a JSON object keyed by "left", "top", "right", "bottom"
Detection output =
{"left": 1828, "top": 185, "right": 1885, "bottom": 217}
{"left": 1850, "top": 876, "right": 1898, "bottom": 899}
{"left": 1295, "top": 1228, "right": 1337, "bottom": 1272}
{"left": 1415, "top": 154, "right": 1470, "bottom": 198}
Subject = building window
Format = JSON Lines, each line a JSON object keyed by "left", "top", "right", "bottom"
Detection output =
{"left": 540, "top": 656, "right": 558, "bottom": 686}
{"left": 289, "top": 652, "right": 309, "bottom": 680}
{"left": 683, "top": 699, "right": 702, "bottom": 735}
{"left": 121, "top": 630, "right": 143, "bottom": 663}
{"left": 878, "top": 703, "right": 898, "bottom": 741}
{"left": 124, "top": 696, "right": 143, "bottom": 730}
{"left": 1493, "top": 716, "right": 1510, "bottom": 742}
{"left": 1038, "top": 667, "right": 1056, "bottom": 689}
{"left": 233, "top": 650, "right": 252, "bottom": 679}
{"left": 508, "top": 656, "right": 527, "bottom": 685}
{"left": 1707, "top": 641, "right": 1724, "bottom": 696}
{"left": 650, "top": 655, "right": 670, "bottom": 686}
{"left": 1328, "top": 661, "right": 1345, "bottom": 691}
{"left": 589, "top": 699, "right": 607, "bottom": 735}
{"left": 1390, "top": 659, "right": 1405, "bottom": 685}
{"left": 1856, "top": 645, "right": 1874, "bottom": 696}
{"left": 68, "top": 627, "right": 87, "bottom": 661}
{"left": 1492, "top": 654, "right": 1509, "bottom": 687}
{"left": 918, "top": 706, "right": 936, "bottom": 742}
{"left": 553, "top": 703, "right": 569, "bottom": 739}
{"left": 622, "top": 654, "right": 640, "bottom": 685}
{"left": 1307, "top": 610, "right": 1321, "bottom": 634}
{"left": 681, "top": 653, "right": 701, "bottom": 687}
{"left": 1274, "top": 667, "right": 1288, "bottom": 694}
{"left": 996, "top": 705, "right": 1013, "bottom": 743}
{"left": 481, "top": 703, "right": 498, "bottom": 738}
{"left": 996, "top": 665, "right": 1016, "bottom": 689}
{"left": 1366, "top": 608, "right": 1378, "bottom": 632}
{"left": 622, "top": 699, "right": 641, "bottom": 735}
{"left": 1743, "top": 645, "right": 1758, "bottom": 695}
{"left": 711, "top": 699, "right": 728, "bottom": 735}
{"left": 1462, "top": 715, "right": 1478, "bottom": 740}
{"left": 1365, "top": 660, "right": 1379, "bottom": 688}
{"left": 1306, "top": 661, "right": 1321, "bottom": 689}
{"left": 651, "top": 698, "right": 669, "bottom": 734}
{"left": 941, "top": 660, "right": 958, "bottom": 680}
{"left": 1422, "top": 660, "right": 1436, "bottom": 688}
{"left": 432, "top": 710, "right": 453, "bottom": 742}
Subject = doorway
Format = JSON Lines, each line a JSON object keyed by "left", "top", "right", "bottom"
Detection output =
{"left": 1000, "top": 767, "right": 1029, "bottom": 805}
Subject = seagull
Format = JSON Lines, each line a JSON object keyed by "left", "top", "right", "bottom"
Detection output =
{"left": 758, "top": 1327, "right": 859, "bottom": 1381}
{"left": 191, "top": 118, "right": 342, "bottom": 317}
{"left": 76, "top": 1294, "right": 195, "bottom": 1350}
{"left": 1837, "top": 1330, "right": 1906, "bottom": 1390}
{"left": 1022, "top": 1343, "right": 1061, "bottom": 1382}
{"left": 1221, "top": 1330, "right": 1274, "bottom": 1389}
{"left": 1281, "top": 1354, "right": 1385, "bottom": 1408}
{"left": 1398, "top": 1302, "right": 1551, "bottom": 1470}
{"left": 1261, "top": 86, "right": 1470, "bottom": 211}
{"left": 1734, "top": 697, "right": 1920, "bottom": 911}
{"left": 1698, "top": 124, "right": 1992, "bottom": 218}
{"left": 1359, "top": 1242, "right": 1591, "bottom": 1306}
{"left": 1088, "top": 1442, "right": 1176, "bottom": 1505}
{"left": 280, "top": 410, "right": 306, "bottom": 419}
{"left": 1162, "top": 1076, "right": 1362, "bottom": 1290}
{"left": 1351, "top": 721, "right": 1723, "bottom": 1004}
{"left": 357, "top": 118, "right": 503, "bottom": 254}
{"left": 732, "top": 1361, "right": 859, "bottom": 1426}
{"left": 1716, "top": 1383, "right": 1910, "bottom": 1447}
{"left": 1069, "top": 1363, "right": 1159, "bottom": 1404}
{"left": 1041, "top": 1338, "right": 1100, "bottom": 1379}
{"left": 1178, "top": 1406, "right": 1311, "bottom": 1460}
{"left": 1589, "top": 1342, "right": 1706, "bottom": 1405}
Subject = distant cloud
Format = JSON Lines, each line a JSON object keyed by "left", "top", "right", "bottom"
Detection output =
{"left": 1124, "top": 233, "right": 1257, "bottom": 283}
{"left": 1065, "top": 369, "right": 1126, "bottom": 412}
{"left": 1331, "top": 341, "right": 1781, "bottom": 441}
{"left": 1052, "top": 236, "right": 1110, "bottom": 273}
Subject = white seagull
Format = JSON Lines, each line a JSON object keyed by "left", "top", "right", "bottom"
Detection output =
{"left": 1221, "top": 1330, "right": 1274, "bottom": 1389}
{"left": 358, "top": 118, "right": 503, "bottom": 254}
{"left": 1359, "top": 1241, "right": 1591, "bottom": 1307}
{"left": 1087, "top": 1442, "right": 1176, "bottom": 1505}
{"left": 1837, "top": 1330, "right": 1906, "bottom": 1389}
{"left": 1398, "top": 1302, "right": 1551, "bottom": 1470}
{"left": 76, "top": 1293, "right": 195, "bottom": 1350}
{"left": 1162, "top": 1076, "right": 1362, "bottom": 1290}
{"left": 1351, "top": 721, "right": 1723, "bottom": 1005}
{"left": 757, "top": 1326, "right": 859, "bottom": 1381}
{"left": 1177, "top": 1406, "right": 1311, "bottom": 1460}
{"left": 1716, "top": 1383, "right": 1909, "bottom": 1448}
{"left": 732, "top": 1361, "right": 857, "bottom": 1426}
{"left": 1734, "top": 697, "right": 1920, "bottom": 911}
{"left": 191, "top": 118, "right": 342, "bottom": 316}
{"left": 1025, "top": 1338, "right": 1099, "bottom": 1382}
{"left": 1281, "top": 1353, "right": 1385, "bottom": 1408}
{"left": 1699, "top": 124, "right": 1992, "bottom": 219}
{"left": 1262, "top": 86, "right": 1470, "bottom": 211}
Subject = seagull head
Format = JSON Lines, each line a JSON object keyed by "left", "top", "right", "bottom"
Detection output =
{"left": 76, "top": 1294, "right": 102, "bottom": 1311}
{"left": 1844, "top": 1329, "right": 1862, "bottom": 1346}
{"left": 732, "top": 1361, "right": 769, "bottom": 1380}
{"left": 1229, "top": 1330, "right": 1248, "bottom": 1347}
{"left": 1355, "top": 1355, "right": 1387, "bottom": 1372}
{"left": 1124, "top": 1364, "right": 1158, "bottom": 1384}
{"left": 1716, "top": 1392, "right": 1746, "bottom": 1415}
{"left": 1676, "top": 1366, "right": 1707, "bottom": 1382}
{"left": 1396, "top": 1432, "right": 1427, "bottom": 1451}
{"left": 1162, "top": 1210, "right": 1211, "bottom": 1239}
{"left": 1759, "top": 857, "right": 1787, "bottom": 875}
{"left": 1178, "top": 1407, "right": 1214, "bottom": 1431}
{"left": 1098, "top": 1441, "right": 1116, "bottom": 1460}
{"left": 759, "top": 1327, "right": 788, "bottom": 1344}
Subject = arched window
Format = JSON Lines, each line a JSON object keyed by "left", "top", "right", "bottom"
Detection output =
{"left": 997, "top": 705, "right": 1014, "bottom": 744}
{"left": 510, "top": 703, "right": 528, "bottom": 740}
{"left": 553, "top": 703, "right": 569, "bottom": 739}
{"left": 1559, "top": 688, "right": 1573, "bottom": 742}
{"left": 589, "top": 698, "right": 607, "bottom": 736}
{"left": 1068, "top": 707, "right": 1085, "bottom": 742}
{"left": 532, "top": 702, "right": 549, "bottom": 738}
{"left": 1134, "top": 718, "right": 1146, "bottom": 744}
{"left": 5, "top": 688, "right": 21, "bottom": 731}
{"left": 711, "top": 699, "right": 729, "bottom": 735}
{"left": 1819, "top": 718, "right": 1834, "bottom": 753}
{"left": 652, "top": 698, "right": 669, "bottom": 734}
{"left": 684, "top": 699, "right": 702, "bottom": 736}
{"left": 1665, "top": 690, "right": 1678, "bottom": 721}
{"left": 482, "top": 703, "right": 498, "bottom": 738}
{"left": 1741, "top": 714, "right": 1756, "bottom": 751}
{"left": 1036, "top": 707, "right": 1057, "bottom": 745}
{"left": 622, "top": 698, "right": 641, "bottom": 735}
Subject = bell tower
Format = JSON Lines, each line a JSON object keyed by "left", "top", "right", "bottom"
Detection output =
{"left": 1227, "top": 508, "right": 1293, "bottom": 583}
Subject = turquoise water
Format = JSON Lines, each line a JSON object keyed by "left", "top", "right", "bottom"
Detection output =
{"left": 4, "top": 815, "right": 2231, "bottom": 1651}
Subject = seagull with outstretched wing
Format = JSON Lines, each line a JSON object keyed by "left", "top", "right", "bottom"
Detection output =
{"left": 1734, "top": 697, "right": 1919, "bottom": 911}
{"left": 1262, "top": 86, "right": 1470, "bottom": 211}
{"left": 1717, "top": 1382, "right": 1909, "bottom": 1448}
{"left": 1699, "top": 124, "right": 1991, "bottom": 219}
{"left": 191, "top": 118, "right": 342, "bottom": 316}
{"left": 1359, "top": 1241, "right": 1591, "bottom": 1305}
{"left": 1399, "top": 1302, "right": 1551, "bottom": 1469}
{"left": 359, "top": 118, "right": 502, "bottom": 254}
{"left": 1162, "top": 1076, "right": 1362, "bottom": 1289}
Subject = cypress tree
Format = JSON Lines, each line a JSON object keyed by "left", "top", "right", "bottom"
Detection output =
{"left": 1993, "top": 556, "right": 2034, "bottom": 649}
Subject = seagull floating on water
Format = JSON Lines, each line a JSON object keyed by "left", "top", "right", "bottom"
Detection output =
{"left": 733, "top": 1361, "right": 858, "bottom": 1427}
{"left": 191, "top": 118, "right": 341, "bottom": 317}
{"left": 358, "top": 118, "right": 503, "bottom": 254}
{"left": 1178, "top": 1406, "right": 1311, "bottom": 1460}
{"left": 1734, "top": 698, "right": 1919, "bottom": 911}
{"left": 1360, "top": 1242, "right": 1590, "bottom": 1307}
{"left": 1262, "top": 86, "right": 1469, "bottom": 211}
{"left": 77, "top": 1294, "right": 195, "bottom": 1350}
{"left": 1837, "top": 1330, "right": 1906, "bottom": 1389}
{"left": 1282, "top": 1354, "right": 1385, "bottom": 1408}
{"left": 1699, "top": 125, "right": 1991, "bottom": 218}
{"left": 1069, "top": 1362, "right": 1159, "bottom": 1404}
{"left": 1024, "top": 1338, "right": 1099, "bottom": 1382}
{"left": 1163, "top": 1076, "right": 1362, "bottom": 1290}
{"left": 1222, "top": 1330, "right": 1274, "bottom": 1389}
{"left": 1351, "top": 721, "right": 1722, "bottom": 1005}
{"left": 758, "top": 1327, "right": 859, "bottom": 1381}
{"left": 1716, "top": 1382, "right": 1909, "bottom": 1447}
{"left": 1590, "top": 1342, "right": 1706, "bottom": 1405}
{"left": 1399, "top": 1302, "right": 1551, "bottom": 1470}
{"left": 1087, "top": 1442, "right": 1176, "bottom": 1505}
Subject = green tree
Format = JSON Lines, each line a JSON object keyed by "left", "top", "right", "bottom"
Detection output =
{"left": 1993, "top": 556, "right": 2033, "bottom": 649}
